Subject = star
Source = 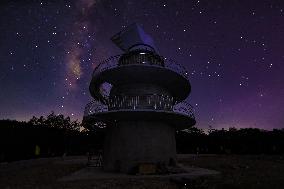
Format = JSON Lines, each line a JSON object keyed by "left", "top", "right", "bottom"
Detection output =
{"left": 0, "top": 0, "right": 282, "bottom": 130}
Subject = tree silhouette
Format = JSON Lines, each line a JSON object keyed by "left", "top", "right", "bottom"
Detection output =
{"left": 28, "top": 112, "right": 80, "bottom": 131}
{"left": 1, "top": 114, "right": 284, "bottom": 163}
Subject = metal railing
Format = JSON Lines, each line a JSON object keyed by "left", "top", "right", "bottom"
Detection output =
{"left": 119, "top": 51, "right": 164, "bottom": 66}
{"left": 164, "top": 58, "right": 189, "bottom": 79}
{"left": 93, "top": 55, "right": 121, "bottom": 77}
{"left": 173, "top": 101, "right": 195, "bottom": 119}
{"left": 108, "top": 94, "right": 174, "bottom": 111}
{"left": 84, "top": 100, "right": 108, "bottom": 116}
{"left": 92, "top": 53, "right": 189, "bottom": 79}
{"left": 84, "top": 97, "right": 195, "bottom": 120}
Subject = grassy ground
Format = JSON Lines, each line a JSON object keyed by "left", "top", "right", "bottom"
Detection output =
{"left": 0, "top": 155, "right": 283, "bottom": 188}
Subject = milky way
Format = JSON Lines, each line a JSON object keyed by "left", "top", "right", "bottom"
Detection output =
{"left": 0, "top": 0, "right": 283, "bottom": 130}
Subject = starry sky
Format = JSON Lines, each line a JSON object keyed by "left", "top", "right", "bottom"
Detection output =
{"left": 0, "top": 0, "right": 283, "bottom": 130}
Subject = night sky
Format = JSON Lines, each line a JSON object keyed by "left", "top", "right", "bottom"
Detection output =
{"left": 0, "top": 0, "right": 283, "bottom": 130}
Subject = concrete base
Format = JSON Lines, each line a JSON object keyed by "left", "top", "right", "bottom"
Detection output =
{"left": 59, "top": 165, "right": 219, "bottom": 182}
{"left": 103, "top": 121, "right": 176, "bottom": 173}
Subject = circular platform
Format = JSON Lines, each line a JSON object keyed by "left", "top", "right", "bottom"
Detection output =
{"left": 84, "top": 109, "right": 196, "bottom": 130}
{"left": 90, "top": 64, "right": 191, "bottom": 104}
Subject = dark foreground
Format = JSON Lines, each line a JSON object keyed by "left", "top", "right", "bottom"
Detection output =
{"left": 0, "top": 155, "right": 283, "bottom": 189}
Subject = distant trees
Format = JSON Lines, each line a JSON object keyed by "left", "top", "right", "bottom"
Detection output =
{"left": 0, "top": 114, "right": 284, "bottom": 163}
{"left": 28, "top": 111, "right": 80, "bottom": 131}
{"left": 0, "top": 112, "right": 85, "bottom": 162}
{"left": 176, "top": 126, "right": 284, "bottom": 154}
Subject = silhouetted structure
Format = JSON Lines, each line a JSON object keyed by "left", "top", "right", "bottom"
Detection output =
{"left": 83, "top": 24, "right": 196, "bottom": 173}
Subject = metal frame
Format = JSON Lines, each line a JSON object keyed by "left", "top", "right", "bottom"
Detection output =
{"left": 84, "top": 98, "right": 195, "bottom": 120}
{"left": 92, "top": 54, "right": 189, "bottom": 79}
{"left": 108, "top": 94, "right": 174, "bottom": 111}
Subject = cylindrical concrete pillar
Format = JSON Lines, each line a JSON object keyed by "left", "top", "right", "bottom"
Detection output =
{"left": 103, "top": 121, "right": 176, "bottom": 173}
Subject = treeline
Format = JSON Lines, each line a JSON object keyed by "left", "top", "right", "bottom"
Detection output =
{"left": 0, "top": 112, "right": 104, "bottom": 162}
{"left": 176, "top": 127, "right": 284, "bottom": 154}
{"left": 0, "top": 113, "right": 283, "bottom": 162}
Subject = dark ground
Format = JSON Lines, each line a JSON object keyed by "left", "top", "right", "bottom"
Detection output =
{"left": 0, "top": 155, "right": 283, "bottom": 189}
{"left": 180, "top": 154, "right": 284, "bottom": 189}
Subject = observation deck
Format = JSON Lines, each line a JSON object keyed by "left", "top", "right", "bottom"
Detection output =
{"left": 84, "top": 48, "right": 196, "bottom": 130}
{"left": 83, "top": 94, "right": 196, "bottom": 130}
{"left": 89, "top": 50, "right": 191, "bottom": 105}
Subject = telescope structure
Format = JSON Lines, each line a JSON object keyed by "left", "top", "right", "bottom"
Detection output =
{"left": 83, "top": 24, "right": 196, "bottom": 173}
